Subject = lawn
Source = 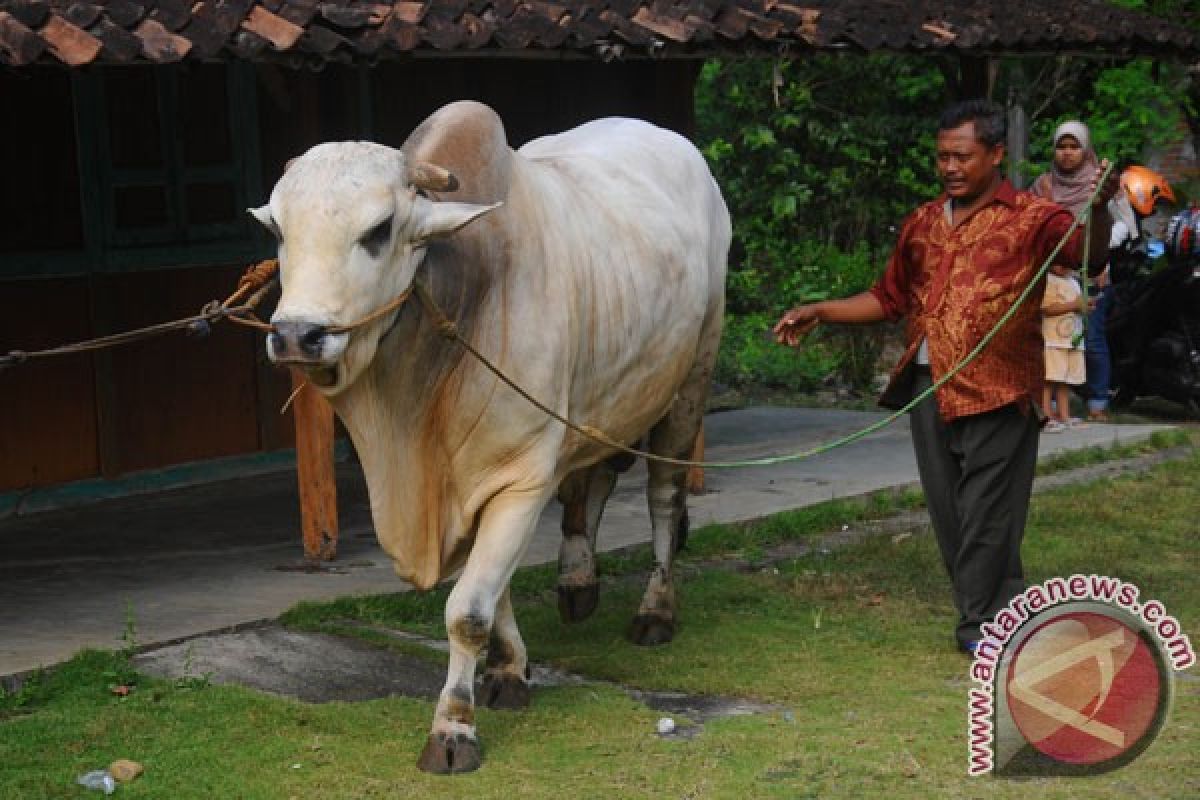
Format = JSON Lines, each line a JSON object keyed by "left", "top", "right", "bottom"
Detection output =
{"left": 2, "top": 443, "right": 1197, "bottom": 799}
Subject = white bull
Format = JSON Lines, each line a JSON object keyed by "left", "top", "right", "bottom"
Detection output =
{"left": 253, "top": 101, "right": 730, "bottom": 773}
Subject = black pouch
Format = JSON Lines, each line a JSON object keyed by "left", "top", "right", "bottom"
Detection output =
{"left": 879, "top": 360, "right": 921, "bottom": 411}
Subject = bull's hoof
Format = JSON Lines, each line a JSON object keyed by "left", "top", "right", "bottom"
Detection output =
{"left": 416, "top": 732, "right": 482, "bottom": 774}
{"left": 557, "top": 583, "right": 600, "bottom": 622}
{"left": 480, "top": 672, "right": 531, "bottom": 710}
{"left": 628, "top": 614, "right": 675, "bottom": 646}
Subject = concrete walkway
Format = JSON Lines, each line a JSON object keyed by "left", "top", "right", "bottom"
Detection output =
{"left": 0, "top": 407, "right": 1173, "bottom": 676}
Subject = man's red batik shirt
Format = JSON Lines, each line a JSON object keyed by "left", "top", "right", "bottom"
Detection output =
{"left": 870, "top": 180, "right": 1092, "bottom": 420}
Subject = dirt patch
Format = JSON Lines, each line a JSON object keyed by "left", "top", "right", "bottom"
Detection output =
{"left": 134, "top": 625, "right": 445, "bottom": 703}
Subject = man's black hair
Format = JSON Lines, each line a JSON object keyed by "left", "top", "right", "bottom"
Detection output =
{"left": 938, "top": 99, "right": 1006, "bottom": 148}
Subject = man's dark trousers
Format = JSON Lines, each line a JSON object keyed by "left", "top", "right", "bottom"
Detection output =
{"left": 908, "top": 369, "right": 1040, "bottom": 649}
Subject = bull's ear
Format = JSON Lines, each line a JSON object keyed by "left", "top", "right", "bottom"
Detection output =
{"left": 413, "top": 201, "right": 501, "bottom": 242}
{"left": 248, "top": 205, "right": 281, "bottom": 240}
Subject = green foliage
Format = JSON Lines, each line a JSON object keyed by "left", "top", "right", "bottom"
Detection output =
{"left": 697, "top": 55, "right": 944, "bottom": 393}
{"left": 1088, "top": 61, "right": 1191, "bottom": 162}
{"left": 712, "top": 241, "right": 883, "bottom": 392}
{"left": 697, "top": 55, "right": 942, "bottom": 316}
{"left": 715, "top": 313, "right": 841, "bottom": 391}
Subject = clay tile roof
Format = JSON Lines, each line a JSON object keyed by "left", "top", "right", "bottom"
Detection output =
{"left": 0, "top": 0, "right": 1195, "bottom": 67}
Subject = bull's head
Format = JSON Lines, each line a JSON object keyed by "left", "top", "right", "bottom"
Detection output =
{"left": 249, "top": 142, "right": 499, "bottom": 392}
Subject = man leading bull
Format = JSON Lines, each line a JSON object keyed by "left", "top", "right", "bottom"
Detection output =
{"left": 773, "top": 99, "right": 1119, "bottom": 654}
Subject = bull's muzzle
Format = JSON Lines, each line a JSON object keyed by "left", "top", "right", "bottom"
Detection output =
{"left": 268, "top": 319, "right": 333, "bottom": 365}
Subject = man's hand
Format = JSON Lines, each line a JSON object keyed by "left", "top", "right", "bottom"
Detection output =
{"left": 1091, "top": 158, "right": 1120, "bottom": 207}
{"left": 773, "top": 305, "right": 820, "bottom": 347}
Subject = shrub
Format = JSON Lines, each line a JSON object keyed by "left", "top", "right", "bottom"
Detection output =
{"left": 715, "top": 312, "right": 842, "bottom": 392}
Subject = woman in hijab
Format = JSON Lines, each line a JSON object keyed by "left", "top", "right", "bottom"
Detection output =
{"left": 1033, "top": 121, "right": 1100, "bottom": 214}
{"left": 1032, "top": 120, "right": 1113, "bottom": 422}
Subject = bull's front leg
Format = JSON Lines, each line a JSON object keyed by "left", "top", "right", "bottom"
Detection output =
{"left": 417, "top": 489, "right": 548, "bottom": 775}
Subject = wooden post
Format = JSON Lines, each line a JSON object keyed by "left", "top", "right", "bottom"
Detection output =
{"left": 1006, "top": 81, "right": 1030, "bottom": 190}
{"left": 686, "top": 423, "right": 705, "bottom": 495}
{"left": 291, "top": 369, "right": 338, "bottom": 562}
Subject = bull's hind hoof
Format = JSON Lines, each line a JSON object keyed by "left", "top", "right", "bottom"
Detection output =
{"left": 480, "top": 672, "right": 531, "bottom": 710}
{"left": 416, "top": 732, "right": 482, "bottom": 774}
{"left": 628, "top": 614, "right": 675, "bottom": 646}
{"left": 557, "top": 583, "right": 600, "bottom": 622}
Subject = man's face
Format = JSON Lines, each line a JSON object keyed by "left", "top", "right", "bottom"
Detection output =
{"left": 936, "top": 121, "right": 1004, "bottom": 203}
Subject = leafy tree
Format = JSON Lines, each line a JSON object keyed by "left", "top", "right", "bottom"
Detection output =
{"left": 696, "top": 54, "right": 944, "bottom": 316}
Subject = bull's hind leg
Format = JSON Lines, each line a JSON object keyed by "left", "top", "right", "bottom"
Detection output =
{"left": 629, "top": 346, "right": 716, "bottom": 646}
{"left": 556, "top": 462, "right": 618, "bottom": 622}
{"left": 417, "top": 489, "right": 548, "bottom": 775}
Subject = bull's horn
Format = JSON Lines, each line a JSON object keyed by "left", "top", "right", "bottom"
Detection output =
{"left": 408, "top": 162, "right": 460, "bottom": 193}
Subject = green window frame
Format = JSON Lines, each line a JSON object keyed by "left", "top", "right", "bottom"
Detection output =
{"left": 5, "top": 61, "right": 268, "bottom": 277}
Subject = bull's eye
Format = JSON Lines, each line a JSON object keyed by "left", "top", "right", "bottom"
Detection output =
{"left": 360, "top": 215, "right": 393, "bottom": 258}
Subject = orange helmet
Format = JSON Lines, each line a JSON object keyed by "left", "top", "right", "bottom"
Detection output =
{"left": 1120, "top": 166, "right": 1176, "bottom": 216}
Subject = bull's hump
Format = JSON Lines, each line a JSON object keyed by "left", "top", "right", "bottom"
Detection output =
{"left": 402, "top": 101, "right": 513, "bottom": 206}
{"left": 520, "top": 117, "right": 686, "bottom": 160}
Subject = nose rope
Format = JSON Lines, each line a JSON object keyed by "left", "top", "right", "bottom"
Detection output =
{"left": 322, "top": 286, "right": 415, "bottom": 335}
{"left": 219, "top": 260, "right": 416, "bottom": 337}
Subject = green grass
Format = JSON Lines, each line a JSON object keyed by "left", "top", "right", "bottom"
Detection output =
{"left": 1035, "top": 427, "right": 1192, "bottom": 476}
{"left": 3, "top": 448, "right": 1198, "bottom": 799}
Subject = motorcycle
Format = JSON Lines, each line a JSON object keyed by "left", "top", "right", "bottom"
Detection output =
{"left": 1105, "top": 207, "right": 1200, "bottom": 416}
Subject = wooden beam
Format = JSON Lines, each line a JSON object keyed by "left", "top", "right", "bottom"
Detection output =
{"left": 291, "top": 370, "right": 338, "bottom": 562}
{"left": 1006, "top": 80, "right": 1031, "bottom": 189}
